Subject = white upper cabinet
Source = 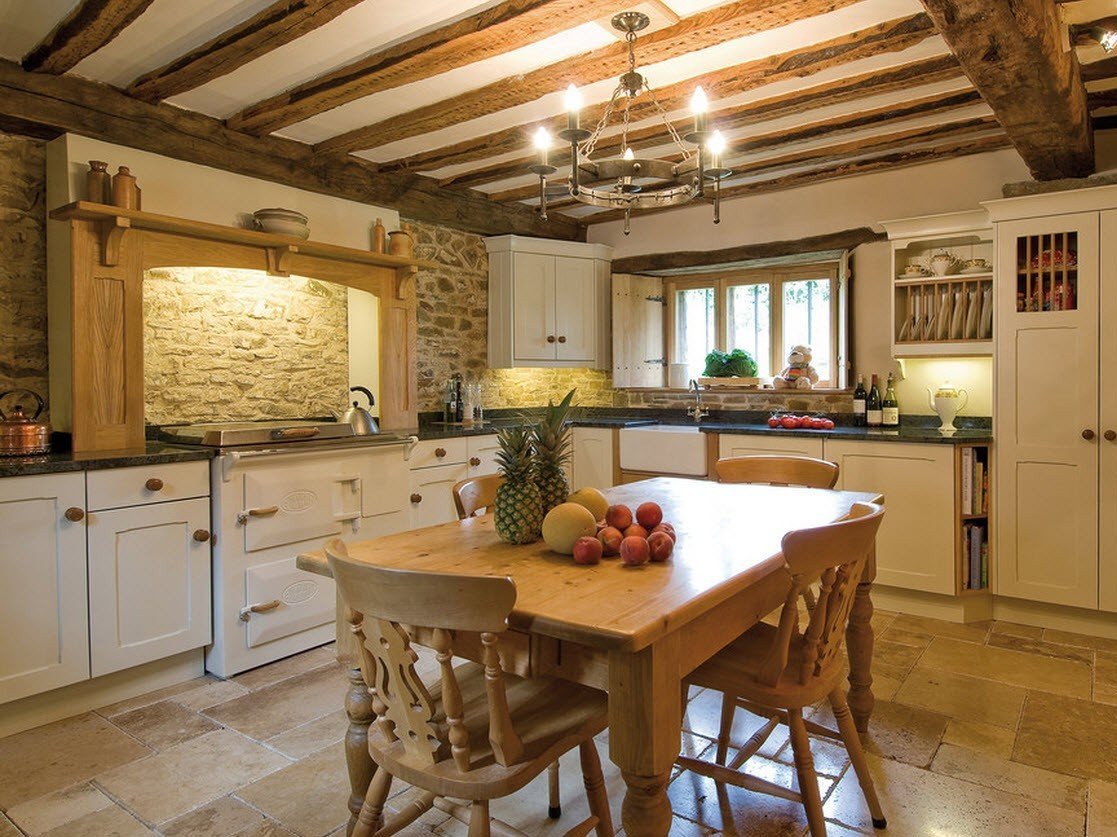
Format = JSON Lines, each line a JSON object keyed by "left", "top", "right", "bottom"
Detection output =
{"left": 487, "top": 235, "right": 612, "bottom": 369}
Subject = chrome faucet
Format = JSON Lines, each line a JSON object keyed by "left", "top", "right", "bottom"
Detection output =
{"left": 687, "top": 379, "right": 708, "bottom": 423}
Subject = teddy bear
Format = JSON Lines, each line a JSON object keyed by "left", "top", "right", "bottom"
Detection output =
{"left": 774, "top": 344, "right": 819, "bottom": 390}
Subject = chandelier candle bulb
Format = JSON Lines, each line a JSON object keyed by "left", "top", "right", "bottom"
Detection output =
{"left": 534, "top": 126, "right": 552, "bottom": 167}
{"left": 565, "top": 84, "right": 582, "bottom": 131}
{"left": 708, "top": 130, "right": 726, "bottom": 169}
{"left": 691, "top": 86, "right": 709, "bottom": 134}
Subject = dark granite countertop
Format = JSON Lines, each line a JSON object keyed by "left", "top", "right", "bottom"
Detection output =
{"left": 695, "top": 422, "right": 992, "bottom": 445}
{"left": 0, "top": 443, "right": 214, "bottom": 478}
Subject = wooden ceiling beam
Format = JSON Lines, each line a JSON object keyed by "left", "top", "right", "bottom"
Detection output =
{"left": 380, "top": 53, "right": 960, "bottom": 175}
{"left": 1081, "top": 55, "right": 1117, "bottom": 82}
{"left": 575, "top": 132, "right": 1011, "bottom": 224}
{"left": 22, "top": 0, "right": 155, "bottom": 74}
{"left": 918, "top": 0, "right": 1093, "bottom": 180}
{"left": 125, "top": 0, "right": 365, "bottom": 103}
{"left": 226, "top": 0, "right": 629, "bottom": 136}
{"left": 0, "top": 59, "right": 580, "bottom": 240}
{"left": 313, "top": 0, "right": 874, "bottom": 157}
{"left": 473, "top": 85, "right": 982, "bottom": 199}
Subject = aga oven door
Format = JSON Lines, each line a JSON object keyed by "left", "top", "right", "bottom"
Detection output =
{"left": 240, "top": 458, "right": 361, "bottom": 552}
{"left": 243, "top": 558, "right": 335, "bottom": 648}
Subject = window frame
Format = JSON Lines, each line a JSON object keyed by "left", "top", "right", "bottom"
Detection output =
{"left": 666, "top": 261, "right": 843, "bottom": 388}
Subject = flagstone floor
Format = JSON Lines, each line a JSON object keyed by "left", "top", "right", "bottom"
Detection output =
{"left": 2, "top": 611, "right": 1117, "bottom": 836}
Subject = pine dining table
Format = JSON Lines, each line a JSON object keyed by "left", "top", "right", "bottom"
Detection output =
{"left": 297, "top": 477, "right": 884, "bottom": 837}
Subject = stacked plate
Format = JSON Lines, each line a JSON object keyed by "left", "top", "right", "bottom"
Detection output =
{"left": 252, "top": 207, "right": 310, "bottom": 239}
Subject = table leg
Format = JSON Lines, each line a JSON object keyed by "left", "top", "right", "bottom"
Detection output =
{"left": 340, "top": 603, "right": 376, "bottom": 837}
{"left": 608, "top": 637, "right": 680, "bottom": 837}
{"left": 846, "top": 545, "right": 877, "bottom": 733}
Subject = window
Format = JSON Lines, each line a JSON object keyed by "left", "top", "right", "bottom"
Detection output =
{"left": 667, "top": 263, "right": 843, "bottom": 388}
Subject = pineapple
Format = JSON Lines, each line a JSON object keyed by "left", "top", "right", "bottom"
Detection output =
{"left": 494, "top": 425, "right": 544, "bottom": 544}
{"left": 534, "top": 389, "right": 575, "bottom": 515}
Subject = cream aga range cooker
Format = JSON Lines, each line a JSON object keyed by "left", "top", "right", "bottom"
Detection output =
{"left": 160, "top": 420, "right": 416, "bottom": 677}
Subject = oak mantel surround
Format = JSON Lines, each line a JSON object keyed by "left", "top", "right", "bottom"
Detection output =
{"left": 48, "top": 201, "right": 436, "bottom": 452}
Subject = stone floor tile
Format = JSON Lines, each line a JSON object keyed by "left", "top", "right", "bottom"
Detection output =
{"left": 231, "top": 645, "right": 337, "bottom": 691}
{"left": 93, "top": 728, "right": 289, "bottom": 824}
{"left": 38, "top": 803, "right": 152, "bottom": 837}
{"left": 824, "top": 752, "right": 1086, "bottom": 836}
{"left": 0, "top": 713, "right": 151, "bottom": 809}
{"left": 96, "top": 677, "right": 213, "bottom": 717}
{"left": 918, "top": 636, "right": 1093, "bottom": 699}
{"left": 941, "top": 719, "right": 1016, "bottom": 760}
{"left": 206, "top": 663, "right": 347, "bottom": 740}
{"left": 109, "top": 700, "right": 219, "bottom": 751}
{"left": 986, "top": 632, "right": 1096, "bottom": 665}
{"left": 1089, "top": 780, "right": 1117, "bottom": 837}
{"left": 159, "top": 795, "right": 271, "bottom": 837}
{"left": 682, "top": 688, "right": 773, "bottom": 743}
{"left": 991, "top": 621, "right": 1045, "bottom": 640}
{"left": 172, "top": 678, "right": 251, "bottom": 711}
{"left": 235, "top": 741, "right": 350, "bottom": 837}
{"left": 1014, "top": 691, "right": 1117, "bottom": 780}
{"left": 5, "top": 782, "right": 114, "bottom": 835}
{"left": 877, "top": 624, "right": 934, "bottom": 648}
{"left": 611, "top": 817, "right": 717, "bottom": 836}
{"left": 885, "top": 614, "right": 990, "bottom": 645}
{"left": 894, "top": 667, "right": 1025, "bottom": 729}
{"left": 860, "top": 699, "right": 947, "bottom": 769}
{"left": 1044, "top": 629, "right": 1117, "bottom": 654}
{"left": 868, "top": 639, "right": 924, "bottom": 681}
{"left": 0, "top": 815, "right": 17, "bottom": 837}
{"left": 264, "top": 708, "right": 347, "bottom": 759}
{"left": 930, "top": 742, "right": 1087, "bottom": 811}
{"left": 1095, "top": 651, "right": 1117, "bottom": 705}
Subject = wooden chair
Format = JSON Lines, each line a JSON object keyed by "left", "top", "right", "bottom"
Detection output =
{"left": 453, "top": 474, "right": 503, "bottom": 519}
{"left": 715, "top": 454, "right": 839, "bottom": 489}
{"left": 675, "top": 503, "right": 887, "bottom": 837}
{"left": 451, "top": 473, "right": 563, "bottom": 818}
{"left": 325, "top": 539, "right": 613, "bottom": 837}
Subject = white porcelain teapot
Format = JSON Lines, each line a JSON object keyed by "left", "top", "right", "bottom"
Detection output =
{"left": 927, "top": 381, "right": 968, "bottom": 431}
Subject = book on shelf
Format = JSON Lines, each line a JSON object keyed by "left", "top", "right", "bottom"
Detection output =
{"left": 965, "top": 523, "right": 985, "bottom": 590}
{"left": 962, "top": 447, "right": 974, "bottom": 514}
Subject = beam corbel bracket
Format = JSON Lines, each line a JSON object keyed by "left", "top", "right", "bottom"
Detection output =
{"left": 395, "top": 264, "right": 418, "bottom": 300}
{"left": 98, "top": 216, "right": 131, "bottom": 266}
{"left": 265, "top": 244, "right": 298, "bottom": 277}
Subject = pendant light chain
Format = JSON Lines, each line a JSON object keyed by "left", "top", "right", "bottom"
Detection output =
{"left": 644, "top": 80, "right": 692, "bottom": 160}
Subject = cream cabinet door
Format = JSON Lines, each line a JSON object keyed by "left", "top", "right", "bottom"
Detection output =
{"left": 554, "top": 257, "right": 596, "bottom": 362}
{"left": 357, "top": 445, "right": 409, "bottom": 537}
{"left": 717, "top": 434, "right": 825, "bottom": 461}
{"left": 88, "top": 498, "right": 212, "bottom": 677}
{"left": 409, "top": 463, "right": 469, "bottom": 529}
{"left": 512, "top": 252, "right": 555, "bottom": 362}
{"left": 996, "top": 213, "right": 1099, "bottom": 608}
{"left": 467, "top": 434, "right": 502, "bottom": 477}
{"left": 826, "top": 440, "right": 955, "bottom": 595}
{"left": 572, "top": 427, "right": 615, "bottom": 490}
{"left": 1099, "top": 210, "right": 1117, "bottom": 611}
{"left": 0, "top": 473, "right": 88, "bottom": 704}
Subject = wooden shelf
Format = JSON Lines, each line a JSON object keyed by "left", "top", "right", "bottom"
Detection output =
{"left": 961, "top": 512, "right": 989, "bottom": 520}
{"left": 895, "top": 272, "right": 992, "bottom": 286}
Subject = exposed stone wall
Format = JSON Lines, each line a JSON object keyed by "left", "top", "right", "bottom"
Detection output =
{"left": 0, "top": 134, "right": 49, "bottom": 418}
{"left": 143, "top": 267, "right": 349, "bottom": 424}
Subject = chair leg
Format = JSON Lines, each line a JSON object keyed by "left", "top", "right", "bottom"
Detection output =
{"left": 787, "top": 708, "right": 827, "bottom": 837}
{"left": 352, "top": 767, "right": 393, "bottom": 837}
{"left": 579, "top": 740, "right": 614, "bottom": 837}
{"left": 549, "top": 759, "right": 562, "bottom": 819}
{"left": 469, "top": 800, "right": 492, "bottom": 837}
{"left": 830, "top": 687, "right": 886, "bottom": 829}
{"left": 715, "top": 691, "right": 736, "bottom": 765}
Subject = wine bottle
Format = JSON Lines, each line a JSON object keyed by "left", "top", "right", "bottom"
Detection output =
{"left": 882, "top": 372, "right": 899, "bottom": 426}
{"left": 852, "top": 375, "right": 867, "bottom": 426}
{"left": 453, "top": 373, "right": 464, "bottom": 423}
{"left": 866, "top": 374, "right": 883, "bottom": 427}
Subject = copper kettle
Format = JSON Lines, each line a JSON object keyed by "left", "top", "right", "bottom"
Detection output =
{"left": 0, "top": 389, "right": 51, "bottom": 455}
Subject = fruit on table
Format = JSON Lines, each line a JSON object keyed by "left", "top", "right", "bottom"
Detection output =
{"left": 598, "top": 525, "right": 624, "bottom": 556}
{"left": 605, "top": 504, "right": 634, "bottom": 530}
{"left": 623, "top": 523, "right": 649, "bottom": 540}
{"left": 494, "top": 425, "right": 543, "bottom": 544}
{"left": 568, "top": 486, "right": 609, "bottom": 522}
{"left": 534, "top": 390, "right": 576, "bottom": 515}
{"left": 620, "top": 535, "right": 650, "bottom": 566}
{"left": 542, "top": 502, "right": 598, "bottom": 554}
{"left": 635, "top": 501, "right": 663, "bottom": 529}
{"left": 572, "top": 536, "right": 603, "bottom": 565}
{"left": 651, "top": 523, "right": 676, "bottom": 543}
{"left": 647, "top": 531, "right": 674, "bottom": 562}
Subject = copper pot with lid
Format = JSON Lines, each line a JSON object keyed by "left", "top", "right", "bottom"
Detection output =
{"left": 0, "top": 389, "right": 51, "bottom": 455}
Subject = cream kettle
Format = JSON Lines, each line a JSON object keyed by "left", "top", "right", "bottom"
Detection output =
{"left": 343, "top": 386, "right": 379, "bottom": 435}
{"left": 927, "top": 382, "right": 968, "bottom": 431}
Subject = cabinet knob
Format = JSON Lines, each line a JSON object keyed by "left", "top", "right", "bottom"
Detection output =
{"left": 1083, "top": 429, "right": 1096, "bottom": 441}
{"left": 145, "top": 477, "right": 164, "bottom": 492}
{"left": 1107, "top": 430, "right": 1117, "bottom": 442}
{"left": 192, "top": 529, "right": 211, "bottom": 543}
{"left": 64, "top": 507, "right": 85, "bottom": 522}
{"left": 470, "top": 456, "right": 481, "bottom": 466}
{"left": 558, "top": 335, "right": 567, "bottom": 343}
{"left": 547, "top": 335, "right": 556, "bottom": 343}
{"left": 410, "top": 493, "right": 423, "bottom": 504}
{"left": 434, "top": 447, "right": 446, "bottom": 458}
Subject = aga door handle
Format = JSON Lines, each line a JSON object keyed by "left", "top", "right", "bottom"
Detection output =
{"left": 236, "top": 506, "right": 279, "bottom": 524}
{"left": 1083, "top": 429, "right": 1096, "bottom": 441}
{"left": 239, "top": 600, "right": 281, "bottom": 621}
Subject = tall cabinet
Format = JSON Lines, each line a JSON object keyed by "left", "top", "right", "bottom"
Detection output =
{"left": 987, "top": 186, "right": 1117, "bottom": 611}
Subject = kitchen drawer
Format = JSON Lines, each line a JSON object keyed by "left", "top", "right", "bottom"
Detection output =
{"left": 87, "top": 461, "right": 209, "bottom": 511}
{"left": 718, "top": 433, "right": 825, "bottom": 461}
{"left": 466, "top": 434, "right": 502, "bottom": 476}
{"left": 408, "top": 438, "right": 468, "bottom": 470}
{"left": 409, "top": 463, "right": 469, "bottom": 528}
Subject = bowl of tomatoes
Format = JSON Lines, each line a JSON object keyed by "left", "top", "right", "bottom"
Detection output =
{"left": 767, "top": 413, "right": 835, "bottom": 430}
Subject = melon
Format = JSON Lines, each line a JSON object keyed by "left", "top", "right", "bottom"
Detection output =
{"left": 567, "top": 487, "right": 609, "bottom": 521}
{"left": 542, "top": 502, "right": 598, "bottom": 554}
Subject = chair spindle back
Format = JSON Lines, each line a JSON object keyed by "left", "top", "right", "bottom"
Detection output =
{"left": 453, "top": 474, "right": 504, "bottom": 519}
{"left": 716, "top": 454, "right": 840, "bottom": 489}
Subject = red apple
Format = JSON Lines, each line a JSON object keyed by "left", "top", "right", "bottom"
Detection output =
{"left": 648, "top": 531, "right": 674, "bottom": 562}
{"left": 636, "top": 501, "right": 663, "bottom": 529}
{"left": 605, "top": 504, "right": 633, "bottom": 530}
{"left": 598, "top": 526, "right": 624, "bottom": 556}
{"left": 620, "top": 536, "right": 650, "bottom": 566}
{"left": 623, "top": 524, "right": 649, "bottom": 540}
{"left": 651, "top": 523, "right": 676, "bottom": 543}
{"left": 573, "top": 536, "right": 603, "bottom": 565}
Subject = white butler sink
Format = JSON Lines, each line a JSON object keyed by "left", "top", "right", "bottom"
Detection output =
{"left": 618, "top": 424, "right": 708, "bottom": 476}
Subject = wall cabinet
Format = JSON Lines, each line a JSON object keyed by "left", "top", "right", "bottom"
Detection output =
{"left": 486, "top": 236, "right": 612, "bottom": 369}
{"left": 0, "top": 473, "right": 88, "bottom": 704}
